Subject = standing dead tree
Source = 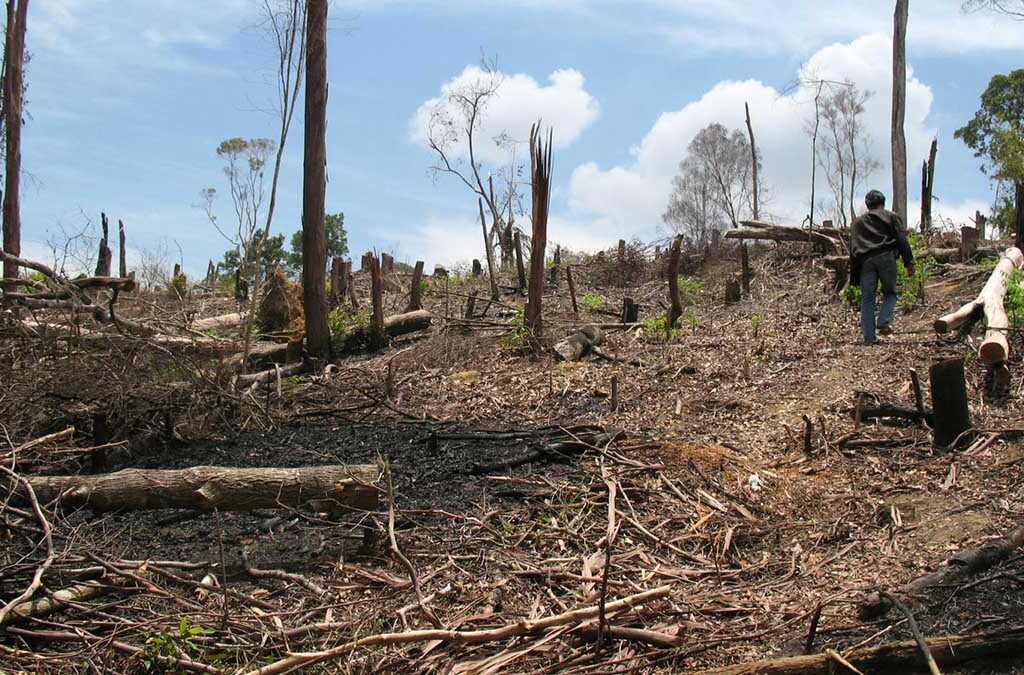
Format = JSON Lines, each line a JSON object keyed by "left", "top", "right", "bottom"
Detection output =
{"left": 478, "top": 198, "right": 500, "bottom": 301}
{"left": 744, "top": 102, "right": 760, "bottom": 220}
{"left": 892, "top": 0, "right": 909, "bottom": 223}
{"left": 2, "top": 0, "right": 29, "bottom": 286}
{"left": 921, "top": 138, "right": 938, "bottom": 232}
{"left": 424, "top": 61, "right": 522, "bottom": 266}
{"left": 525, "top": 123, "right": 552, "bottom": 336}
{"left": 666, "top": 234, "right": 684, "bottom": 336}
{"left": 302, "top": 0, "right": 330, "bottom": 357}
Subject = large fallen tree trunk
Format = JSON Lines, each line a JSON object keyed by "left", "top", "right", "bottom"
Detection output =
{"left": 725, "top": 222, "right": 842, "bottom": 251}
{"left": 12, "top": 465, "right": 380, "bottom": 513}
{"left": 383, "top": 309, "right": 432, "bottom": 337}
{"left": 694, "top": 626, "right": 1024, "bottom": 675}
{"left": 193, "top": 312, "right": 244, "bottom": 331}
{"left": 935, "top": 247, "right": 1023, "bottom": 367}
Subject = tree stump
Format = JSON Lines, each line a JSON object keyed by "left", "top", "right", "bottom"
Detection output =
{"left": 621, "top": 297, "right": 639, "bottom": 323}
{"left": 930, "top": 358, "right": 971, "bottom": 448}
{"left": 725, "top": 278, "right": 742, "bottom": 304}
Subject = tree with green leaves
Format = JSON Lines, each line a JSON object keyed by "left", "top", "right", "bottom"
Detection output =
{"left": 287, "top": 212, "right": 346, "bottom": 276}
{"left": 955, "top": 69, "right": 1024, "bottom": 241}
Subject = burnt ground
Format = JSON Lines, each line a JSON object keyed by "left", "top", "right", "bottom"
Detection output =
{"left": 3, "top": 243, "right": 1024, "bottom": 673}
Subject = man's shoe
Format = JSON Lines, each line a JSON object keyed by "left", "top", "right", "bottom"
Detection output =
{"left": 877, "top": 324, "right": 893, "bottom": 336}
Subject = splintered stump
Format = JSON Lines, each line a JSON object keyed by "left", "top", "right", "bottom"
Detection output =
{"left": 15, "top": 465, "right": 380, "bottom": 513}
{"left": 930, "top": 358, "right": 971, "bottom": 448}
{"left": 621, "top": 297, "right": 639, "bottom": 323}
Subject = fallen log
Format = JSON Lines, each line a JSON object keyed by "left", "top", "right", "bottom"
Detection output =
{"left": 233, "top": 360, "right": 308, "bottom": 387}
{"left": 859, "top": 524, "right": 1024, "bottom": 620}
{"left": 554, "top": 325, "right": 603, "bottom": 361}
{"left": 694, "top": 626, "right": 1024, "bottom": 675}
{"left": 193, "top": 312, "right": 244, "bottom": 331}
{"left": 13, "top": 464, "right": 380, "bottom": 513}
{"left": 1, "top": 578, "right": 129, "bottom": 626}
{"left": 383, "top": 308, "right": 432, "bottom": 337}
{"left": 856, "top": 403, "right": 932, "bottom": 426}
{"left": 726, "top": 223, "right": 841, "bottom": 250}
{"left": 935, "top": 247, "right": 1023, "bottom": 339}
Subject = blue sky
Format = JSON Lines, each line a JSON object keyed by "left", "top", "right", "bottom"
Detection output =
{"left": 18, "top": 0, "right": 1024, "bottom": 276}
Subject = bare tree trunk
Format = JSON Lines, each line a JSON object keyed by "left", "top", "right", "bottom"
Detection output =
{"left": 369, "top": 252, "right": 384, "bottom": 344}
{"left": 921, "top": 138, "right": 937, "bottom": 233}
{"left": 744, "top": 102, "right": 759, "bottom": 220}
{"left": 478, "top": 198, "right": 499, "bottom": 301}
{"left": 525, "top": 124, "right": 552, "bottom": 335}
{"left": 566, "top": 264, "right": 579, "bottom": 319}
{"left": 2, "top": 0, "right": 28, "bottom": 286}
{"left": 95, "top": 214, "right": 112, "bottom": 277}
{"left": 891, "top": 0, "right": 909, "bottom": 223}
{"left": 302, "top": 0, "right": 330, "bottom": 357}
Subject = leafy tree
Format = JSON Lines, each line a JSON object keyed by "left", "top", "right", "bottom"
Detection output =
{"left": 287, "top": 212, "right": 347, "bottom": 275}
{"left": 663, "top": 123, "right": 760, "bottom": 249}
{"left": 955, "top": 69, "right": 1024, "bottom": 185}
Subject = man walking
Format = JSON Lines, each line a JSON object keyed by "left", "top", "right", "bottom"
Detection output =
{"left": 850, "top": 190, "right": 915, "bottom": 345}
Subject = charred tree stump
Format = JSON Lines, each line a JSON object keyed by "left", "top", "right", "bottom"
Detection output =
{"left": 566, "top": 265, "right": 580, "bottom": 319}
{"left": 381, "top": 252, "right": 394, "bottom": 276}
{"left": 921, "top": 138, "right": 937, "bottom": 232}
{"left": 617, "top": 239, "right": 626, "bottom": 286}
{"left": 407, "top": 260, "right": 424, "bottom": 312}
{"left": 433, "top": 264, "right": 447, "bottom": 278}
{"left": 472, "top": 259, "right": 482, "bottom": 277}
{"left": 549, "top": 265, "right": 557, "bottom": 286}
{"left": 91, "top": 411, "right": 108, "bottom": 474}
{"left": 13, "top": 465, "right": 380, "bottom": 514}
{"left": 725, "top": 278, "right": 742, "bottom": 304}
{"left": 346, "top": 271, "right": 358, "bottom": 310}
{"left": 930, "top": 358, "right": 971, "bottom": 448}
{"left": 976, "top": 210, "right": 987, "bottom": 240}
{"left": 621, "top": 297, "right": 638, "bottom": 324}
{"left": 464, "top": 291, "right": 477, "bottom": 320}
{"left": 95, "top": 214, "right": 113, "bottom": 277}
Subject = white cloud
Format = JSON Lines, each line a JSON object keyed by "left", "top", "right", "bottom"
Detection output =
{"left": 566, "top": 33, "right": 940, "bottom": 241}
{"left": 409, "top": 66, "right": 600, "bottom": 163}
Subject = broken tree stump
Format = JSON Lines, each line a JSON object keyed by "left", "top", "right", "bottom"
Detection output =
{"left": 929, "top": 358, "right": 971, "bottom": 448}
{"left": 554, "top": 325, "right": 603, "bottom": 361}
{"left": 724, "top": 278, "right": 742, "bottom": 304}
{"left": 514, "top": 231, "right": 527, "bottom": 293}
{"left": 740, "top": 242, "right": 752, "bottom": 296}
{"left": 12, "top": 465, "right": 380, "bottom": 513}
{"left": 667, "top": 234, "right": 684, "bottom": 331}
{"left": 621, "top": 296, "right": 639, "bottom": 324}
{"left": 407, "top": 260, "right": 424, "bottom": 312}
{"left": 960, "top": 226, "right": 980, "bottom": 262}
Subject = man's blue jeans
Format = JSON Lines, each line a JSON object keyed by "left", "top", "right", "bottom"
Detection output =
{"left": 859, "top": 250, "right": 898, "bottom": 344}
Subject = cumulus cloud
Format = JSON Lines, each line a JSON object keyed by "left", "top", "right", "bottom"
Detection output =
{"left": 566, "top": 33, "right": 937, "bottom": 244}
{"left": 409, "top": 66, "right": 600, "bottom": 163}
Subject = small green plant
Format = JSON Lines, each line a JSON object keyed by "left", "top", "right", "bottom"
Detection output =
{"left": 141, "top": 619, "right": 213, "bottom": 672}
{"left": 1007, "top": 269, "right": 1024, "bottom": 330}
{"left": 503, "top": 305, "right": 532, "bottom": 349}
{"left": 676, "top": 277, "right": 705, "bottom": 303}
{"left": 582, "top": 292, "right": 605, "bottom": 311}
{"left": 751, "top": 314, "right": 764, "bottom": 337}
{"left": 329, "top": 307, "right": 375, "bottom": 352}
{"left": 642, "top": 315, "right": 680, "bottom": 341}
{"left": 681, "top": 311, "right": 701, "bottom": 331}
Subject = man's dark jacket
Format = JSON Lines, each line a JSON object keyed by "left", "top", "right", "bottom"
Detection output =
{"left": 849, "top": 208, "right": 914, "bottom": 287}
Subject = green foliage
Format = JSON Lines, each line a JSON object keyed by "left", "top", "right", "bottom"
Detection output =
{"left": 141, "top": 618, "right": 213, "bottom": 672}
{"left": 503, "top": 306, "right": 532, "bottom": 349}
{"left": 642, "top": 315, "right": 681, "bottom": 341}
{"left": 954, "top": 69, "right": 1024, "bottom": 184}
{"left": 676, "top": 277, "right": 705, "bottom": 303}
{"left": 329, "top": 306, "right": 372, "bottom": 352}
{"left": 581, "top": 292, "right": 605, "bottom": 311}
{"left": 169, "top": 271, "right": 187, "bottom": 299}
{"left": 1007, "top": 269, "right": 1024, "bottom": 330}
{"left": 288, "top": 212, "right": 348, "bottom": 276}
{"left": 681, "top": 310, "right": 701, "bottom": 331}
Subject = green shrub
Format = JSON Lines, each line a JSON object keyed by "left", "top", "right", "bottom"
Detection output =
{"left": 329, "top": 307, "right": 377, "bottom": 351}
{"left": 502, "top": 305, "right": 532, "bottom": 349}
{"left": 582, "top": 293, "right": 605, "bottom": 311}
{"left": 141, "top": 618, "right": 212, "bottom": 672}
{"left": 676, "top": 277, "right": 705, "bottom": 303}
{"left": 169, "top": 272, "right": 187, "bottom": 299}
{"left": 642, "top": 315, "right": 680, "bottom": 341}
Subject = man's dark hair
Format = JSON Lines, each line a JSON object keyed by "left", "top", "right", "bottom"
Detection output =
{"left": 865, "top": 190, "right": 886, "bottom": 209}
